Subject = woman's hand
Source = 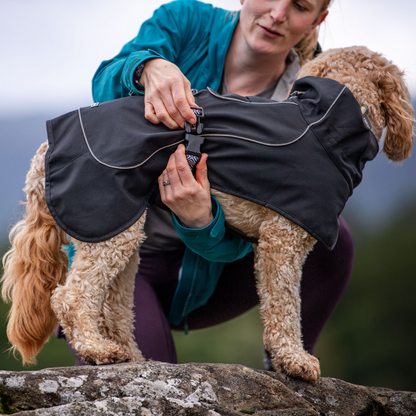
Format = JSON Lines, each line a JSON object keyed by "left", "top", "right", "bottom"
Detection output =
{"left": 158, "top": 144, "right": 213, "bottom": 229}
{"left": 140, "top": 58, "right": 197, "bottom": 129}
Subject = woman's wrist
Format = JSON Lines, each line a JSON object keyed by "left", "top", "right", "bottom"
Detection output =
{"left": 133, "top": 62, "right": 145, "bottom": 91}
{"left": 138, "top": 58, "right": 165, "bottom": 87}
{"left": 172, "top": 196, "right": 219, "bottom": 232}
{"left": 177, "top": 212, "right": 215, "bottom": 229}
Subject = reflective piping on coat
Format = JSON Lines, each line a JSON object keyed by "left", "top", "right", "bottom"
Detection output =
{"left": 77, "top": 85, "right": 347, "bottom": 170}
{"left": 207, "top": 87, "right": 299, "bottom": 104}
{"left": 77, "top": 108, "right": 185, "bottom": 170}
{"left": 198, "top": 86, "right": 347, "bottom": 148}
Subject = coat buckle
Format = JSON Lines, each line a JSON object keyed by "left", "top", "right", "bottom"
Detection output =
{"left": 184, "top": 105, "right": 205, "bottom": 174}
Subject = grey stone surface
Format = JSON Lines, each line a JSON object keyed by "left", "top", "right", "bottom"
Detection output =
{"left": 0, "top": 362, "right": 414, "bottom": 415}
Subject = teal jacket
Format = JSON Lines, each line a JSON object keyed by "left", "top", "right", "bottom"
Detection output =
{"left": 91, "top": 0, "right": 253, "bottom": 326}
{"left": 93, "top": 0, "right": 239, "bottom": 100}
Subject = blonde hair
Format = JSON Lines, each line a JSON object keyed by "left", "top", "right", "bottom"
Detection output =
{"left": 294, "top": 0, "right": 332, "bottom": 65}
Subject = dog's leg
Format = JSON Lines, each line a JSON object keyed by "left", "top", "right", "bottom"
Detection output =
{"left": 97, "top": 250, "right": 144, "bottom": 362}
{"left": 51, "top": 213, "right": 147, "bottom": 365}
{"left": 256, "top": 214, "right": 320, "bottom": 384}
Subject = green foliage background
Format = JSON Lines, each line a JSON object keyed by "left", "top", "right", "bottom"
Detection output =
{"left": 1, "top": 200, "right": 415, "bottom": 391}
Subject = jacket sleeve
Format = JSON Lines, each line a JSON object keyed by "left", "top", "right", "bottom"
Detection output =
{"left": 92, "top": 0, "right": 206, "bottom": 102}
{"left": 171, "top": 196, "right": 254, "bottom": 263}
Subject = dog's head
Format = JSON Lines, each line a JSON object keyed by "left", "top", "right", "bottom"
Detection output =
{"left": 297, "top": 46, "right": 414, "bottom": 162}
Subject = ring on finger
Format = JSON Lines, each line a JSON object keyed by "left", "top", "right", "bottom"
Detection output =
{"left": 162, "top": 181, "right": 171, "bottom": 186}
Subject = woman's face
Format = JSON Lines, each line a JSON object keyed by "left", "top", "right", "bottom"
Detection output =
{"left": 239, "top": 0, "right": 328, "bottom": 57}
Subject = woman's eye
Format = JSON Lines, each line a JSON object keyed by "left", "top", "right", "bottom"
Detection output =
{"left": 294, "top": 2, "right": 307, "bottom": 11}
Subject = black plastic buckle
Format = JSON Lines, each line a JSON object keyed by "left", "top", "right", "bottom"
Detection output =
{"left": 184, "top": 105, "right": 205, "bottom": 156}
{"left": 289, "top": 90, "right": 305, "bottom": 99}
{"left": 184, "top": 106, "right": 204, "bottom": 135}
{"left": 185, "top": 134, "right": 205, "bottom": 157}
{"left": 184, "top": 105, "right": 205, "bottom": 175}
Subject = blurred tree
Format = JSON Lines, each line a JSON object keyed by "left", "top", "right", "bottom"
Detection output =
{"left": 315, "top": 199, "right": 416, "bottom": 391}
{"left": 173, "top": 307, "right": 264, "bottom": 369}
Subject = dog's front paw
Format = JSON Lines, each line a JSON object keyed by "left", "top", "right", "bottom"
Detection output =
{"left": 271, "top": 350, "right": 320, "bottom": 385}
{"left": 77, "top": 339, "right": 132, "bottom": 365}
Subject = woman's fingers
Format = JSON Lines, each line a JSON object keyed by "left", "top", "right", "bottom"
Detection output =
{"left": 165, "top": 150, "right": 184, "bottom": 192}
{"left": 170, "top": 81, "right": 197, "bottom": 126}
{"left": 141, "top": 59, "right": 196, "bottom": 129}
{"left": 145, "top": 96, "right": 180, "bottom": 129}
{"left": 172, "top": 145, "right": 196, "bottom": 186}
{"left": 159, "top": 145, "right": 207, "bottom": 193}
{"left": 161, "top": 169, "right": 172, "bottom": 196}
{"left": 169, "top": 145, "right": 209, "bottom": 191}
{"left": 158, "top": 167, "right": 173, "bottom": 202}
{"left": 158, "top": 144, "right": 213, "bottom": 229}
{"left": 144, "top": 102, "right": 160, "bottom": 125}
{"left": 195, "top": 153, "right": 209, "bottom": 189}
{"left": 150, "top": 84, "right": 196, "bottom": 129}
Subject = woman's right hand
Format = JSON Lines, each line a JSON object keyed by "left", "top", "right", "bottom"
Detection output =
{"left": 140, "top": 58, "right": 197, "bottom": 129}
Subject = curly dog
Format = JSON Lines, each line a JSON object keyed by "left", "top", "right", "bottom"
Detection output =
{"left": 2, "top": 46, "right": 414, "bottom": 385}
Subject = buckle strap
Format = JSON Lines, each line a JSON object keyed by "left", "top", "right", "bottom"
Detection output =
{"left": 184, "top": 104, "right": 205, "bottom": 174}
{"left": 185, "top": 105, "right": 205, "bottom": 134}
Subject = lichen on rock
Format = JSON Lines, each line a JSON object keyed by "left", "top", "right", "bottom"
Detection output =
{"left": 0, "top": 362, "right": 415, "bottom": 415}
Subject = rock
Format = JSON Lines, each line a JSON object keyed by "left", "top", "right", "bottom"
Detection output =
{"left": 0, "top": 362, "right": 415, "bottom": 415}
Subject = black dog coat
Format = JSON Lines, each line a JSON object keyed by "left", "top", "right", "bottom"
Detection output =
{"left": 45, "top": 76, "right": 378, "bottom": 249}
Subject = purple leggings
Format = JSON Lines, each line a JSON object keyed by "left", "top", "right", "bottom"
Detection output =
{"left": 67, "top": 216, "right": 354, "bottom": 366}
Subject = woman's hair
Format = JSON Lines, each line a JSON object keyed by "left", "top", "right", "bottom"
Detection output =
{"left": 294, "top": 0, "right": 332, "bottom": 65}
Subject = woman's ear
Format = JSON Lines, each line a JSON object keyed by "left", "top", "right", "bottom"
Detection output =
{"left": 305, "top": 10, "right": 328, "bottom": 36}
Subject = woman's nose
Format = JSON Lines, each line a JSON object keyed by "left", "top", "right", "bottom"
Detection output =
{"left": 270, "top": 0, "right": 290, "bottom": 23}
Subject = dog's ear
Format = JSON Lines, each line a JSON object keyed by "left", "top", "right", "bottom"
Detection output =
{"left": 377, "top": 68, "right": 414, "bottom": 162}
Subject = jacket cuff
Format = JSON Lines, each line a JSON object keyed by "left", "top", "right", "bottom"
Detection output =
{"left": 122, "top": 49, "right": 167, "bottom": 96}
{"left": 171, "top": 196, "right": 225, "bottom": 250}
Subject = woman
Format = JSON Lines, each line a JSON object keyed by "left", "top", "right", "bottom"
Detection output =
{"left": 75, "top": 0, "right": 354, "bottom": 366}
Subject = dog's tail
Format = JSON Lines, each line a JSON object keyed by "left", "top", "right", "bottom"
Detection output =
{"left": 1, "top": 142, "right": 69, "bottom": 365}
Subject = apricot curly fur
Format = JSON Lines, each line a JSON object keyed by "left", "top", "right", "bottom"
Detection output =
{"left": 1, "top": 46, "right": 413, "bottom": 384}
{"left": 297, "top": 46, "right": 414, "bottom": 161}
{"left": 1, "top": 143, "right": 69, "bottom": 364}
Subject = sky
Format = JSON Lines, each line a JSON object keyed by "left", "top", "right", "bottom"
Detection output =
{"left": 0, "top": 0, "right": 415, "bottom": 117}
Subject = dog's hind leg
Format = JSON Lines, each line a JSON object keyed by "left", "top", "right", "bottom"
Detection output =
{"left": 255, "top": 214, "right": 320, "bottom": 384}
{"left": 51, "top": 213, "right": 147, "bottom": 365}
{"left": 98, "top": 250, "right": 144, "bottom": 362}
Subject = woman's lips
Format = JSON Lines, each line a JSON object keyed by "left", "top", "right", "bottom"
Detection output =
{"left": 259, "top": 25, "right": 282, "bottom": 38}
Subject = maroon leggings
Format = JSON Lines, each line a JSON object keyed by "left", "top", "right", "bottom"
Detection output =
{"left": 66, "top": 217, "right": 354, "bottom": 366}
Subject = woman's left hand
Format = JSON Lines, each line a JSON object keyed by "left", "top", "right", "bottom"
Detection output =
{"left": 158, "top": 144, "right": 213, "bottom": 229}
